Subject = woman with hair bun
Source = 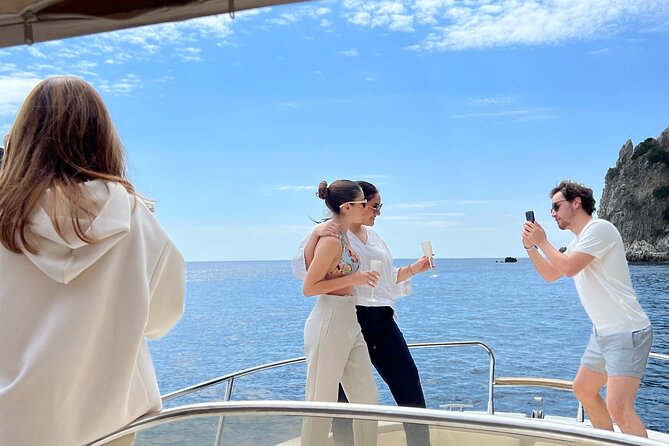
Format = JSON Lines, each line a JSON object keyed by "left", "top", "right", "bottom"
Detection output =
{"left": 301, "top": 179, "right": 380, "bottom": 446}
{"left": 295, "top": 181, "right": 432, "bottom": 446}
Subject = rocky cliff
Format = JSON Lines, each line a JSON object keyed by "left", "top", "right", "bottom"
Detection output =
{"left": 599, "top": 127, "right": 669, "bottom": 262}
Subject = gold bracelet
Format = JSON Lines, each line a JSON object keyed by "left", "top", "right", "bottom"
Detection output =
{"left": 407, "top": 264, "right": 415, "bottom": 276}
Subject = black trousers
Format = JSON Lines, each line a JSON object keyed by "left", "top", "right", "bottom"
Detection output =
{"left": 332, "top": 305, "right": 430, "bottom": 446}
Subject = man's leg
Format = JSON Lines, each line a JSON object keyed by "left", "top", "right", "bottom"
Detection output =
{"left": 606, "top": 376, "right": 647, "bottom": 436}
{"left": 572, "top": 365, "right": 613, "bottom": 431}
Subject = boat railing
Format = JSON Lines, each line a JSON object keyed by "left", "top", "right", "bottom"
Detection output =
{"left": 495, "top": 351, "right": 669, "bottom": 422}
{"left": 162, "top": 340, "right": 496, "bottom": 413}
{"left": 87, "top": 400, "right": 669, "bottom": 446}
{"left": 162, "top": 340, "right": 669, "bottom": 422}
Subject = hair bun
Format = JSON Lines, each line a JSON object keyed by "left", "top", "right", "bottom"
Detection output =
{"left": 316, "top": 180, "right": 328, "bottom": 200}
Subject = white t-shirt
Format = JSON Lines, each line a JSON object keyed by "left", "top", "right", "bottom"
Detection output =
{"left": 293, "top": 227, "right": 411, "bottom": 308}
{"left": 567, "top": 218, "right": 650, "bottom": 334}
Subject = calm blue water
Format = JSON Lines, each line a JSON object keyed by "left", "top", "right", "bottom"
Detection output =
{"left": 150, "top": 259, "right": 669, "bottom": 433}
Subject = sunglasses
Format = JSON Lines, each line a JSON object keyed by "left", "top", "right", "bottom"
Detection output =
{"left": 551, "top": 199, "right": 568, "bottom": 213}
{"left": 339, "top": 199, "right": 367, "bottom": 208}
{"left": 368, "top": 203, "right": 383, "bottom": 212}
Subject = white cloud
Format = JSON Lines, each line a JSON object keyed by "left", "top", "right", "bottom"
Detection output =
{"left": 196, "top": 223, "right": 312, "bottom": 236}
{"left": 27, "top": 47, "right": 47, "bottom": 58}
{"left": 449, "top": 107, "right": 554, "bottom": 122}
{"left": 388, "top": 14, "right": 415, "bottom": 32}
{"left": 392, "top": 199, "right": 491, "bottom": 209}
{"left": 273, "top": 185, "right": 315, "bottom": 191}
{"left": 341, "top": 0, "right": 669, "bottom": 52}
{"left": 97, "top": 73, "right": 143, "bottom": 95}
{"left": 265, "top": 4, "right": 332, "bottom": 26}
{"left": 0, "top": 74, "right": 41, "bottom": 117}
{"left": 392, "top": 200, "right": 451, "bottom": 209}
{"left": 0, "top": 63, "right": 18, "bottom": 73}
{"left": 74, "top": 60, "right": 98, "bottom": 70}
{"left": 350, "top": 11, "right": 372, "bottom": 26}
{"left": 449, "top": 109, "right": 531, "bottom": 119}
{"left": 339, "top": 48, "right": 359, "bottom": 57}
{"left": 468, "top": 96, "right": 514, "bottom": 106}
{"left": 589, "top": 47, "right": 611, "bottom": 55}
{"left": 174, "top": 47, "right": 203, "bottom": 62}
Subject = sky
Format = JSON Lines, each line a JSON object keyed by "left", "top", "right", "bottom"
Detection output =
{"left": 1, "top": 0, "right": 668, "bottom": 261}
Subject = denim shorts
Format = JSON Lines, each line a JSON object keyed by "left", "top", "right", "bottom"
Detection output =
{"left": 581, "top": 326, "right": 653, "bottom": 379}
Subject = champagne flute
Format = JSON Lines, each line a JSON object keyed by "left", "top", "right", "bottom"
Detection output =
{"left": 368, "top": 259, "right": 383, "bottom": 302}
{"left": 421, "top": 241, "right": 438, "bottom": 278}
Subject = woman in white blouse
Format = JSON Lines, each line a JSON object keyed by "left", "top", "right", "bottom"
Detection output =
{"left": 293, "top": 181, "right": 432, "bottom": 446}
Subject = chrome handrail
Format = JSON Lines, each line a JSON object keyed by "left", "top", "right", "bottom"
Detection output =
{"left": 492, "top": 352, "right": 667, "bottom": 423}
{"left": 163, "top": 340, "right": 496, "bottom": 414}
{"left": 162, "top": 341, "right": 667, "bottom": 420}
{"left": 87, "top": 400, "right": 669, "bottom": 446}
{"left": 650, "top": 352, "right": 669, "bottom": 362}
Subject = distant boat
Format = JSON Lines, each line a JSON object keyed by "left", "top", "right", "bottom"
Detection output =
{"left": 504, "top": 256, "right": 518, "bottom": 263}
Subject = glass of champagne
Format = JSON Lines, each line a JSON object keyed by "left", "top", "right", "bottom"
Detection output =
{"left": 421, "top": 241, "right": 438, "bottom": 278}
{"left": 368, "top": 259, "right": 383, "bottom": 302}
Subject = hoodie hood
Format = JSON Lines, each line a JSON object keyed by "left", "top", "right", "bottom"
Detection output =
{"left": 23, "top": 180, "right": 132, "bottom": 284}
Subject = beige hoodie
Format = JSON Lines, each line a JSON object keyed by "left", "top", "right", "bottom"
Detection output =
{"left": 0, "top": 180, "right": 185, "bottom": 446}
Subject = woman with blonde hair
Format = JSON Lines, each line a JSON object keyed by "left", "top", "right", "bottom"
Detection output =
{"left": 0, "top": 76, "right": 185, "bottom": 446}
{"left": 301, "top": 179, "right": 380, "bottom": 446}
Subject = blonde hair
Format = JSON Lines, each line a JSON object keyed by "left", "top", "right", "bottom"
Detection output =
{"left": 0, "top": 76, "right": 136, "bottom": 254}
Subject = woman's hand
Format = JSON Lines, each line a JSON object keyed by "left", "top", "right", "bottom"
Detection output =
{"left": 352, "top": 270, "right": 380, "bottom": 287}
{"left": 313, "top": 220, "right": 340, "bottom": 238}
{"left": 411, "top": 256, "right": 432, "bottom": 274}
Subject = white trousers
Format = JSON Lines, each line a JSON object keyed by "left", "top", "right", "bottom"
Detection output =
{"left": 301, "top": 294, "right": 378, "bottom": 446}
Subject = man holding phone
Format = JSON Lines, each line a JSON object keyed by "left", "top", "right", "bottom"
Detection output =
{"left": 522, "top": 180, "right": 652, "bottom": 438}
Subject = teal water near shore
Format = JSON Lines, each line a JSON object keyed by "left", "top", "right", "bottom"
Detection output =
{"left": 150, "top": 259, "right": 669, "bottom": 433}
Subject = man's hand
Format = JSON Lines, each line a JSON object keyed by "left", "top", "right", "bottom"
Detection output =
{"left": 523, "top": 221, "right": 547, "bottom": 246}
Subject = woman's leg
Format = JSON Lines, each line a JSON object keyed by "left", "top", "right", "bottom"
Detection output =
{"left": 302, "top": 297, "right": 354, "bottom": 446}
{"left": 358, "top": 306, "right": 430, "bottom": 446}
{"left": 331, "top": 385, "right": 354, "bottom": 446}
{"left": 341, "top": 331, "right": 378, "bottom": 446}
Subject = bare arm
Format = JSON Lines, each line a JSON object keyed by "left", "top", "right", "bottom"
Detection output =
{"left": 525, "top": 244, "right": 564, "bottom": 282}
{"left": 304, "top": 221, "right": 340, "bottom": 271}
{"left": 303, "top": 237, "right": 377, "bottom": 296}
{"left": 396, "top": 256, "right": 432, "bottom": 283}
{"left": 537, "top": 241, "right": 594, "bottom": 277}
{"left": 523, "top": 221, "right": 595, "bottom": 280}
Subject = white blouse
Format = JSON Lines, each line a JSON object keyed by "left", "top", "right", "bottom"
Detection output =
{"left": 293, "top": 227, "right": 411, "bottom": 308}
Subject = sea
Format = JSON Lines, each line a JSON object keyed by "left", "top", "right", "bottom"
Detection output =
{"left": 149, "top": 258, "right": 669, "bottom": 435}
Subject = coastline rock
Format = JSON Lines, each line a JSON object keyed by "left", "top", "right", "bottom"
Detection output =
{"left": 599, "top": 127, "right": 669, "bottom": 262}
{"left": 504, "top": 256, "right": 518, "bottom": 263}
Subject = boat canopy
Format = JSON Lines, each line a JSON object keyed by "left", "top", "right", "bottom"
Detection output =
{"left": 0, "top": 0, "right": 309, "bottom": 48}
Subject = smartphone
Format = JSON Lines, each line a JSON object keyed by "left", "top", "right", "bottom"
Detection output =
{"left": 525, "top": 211, "right": 535, "bottom": 222}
